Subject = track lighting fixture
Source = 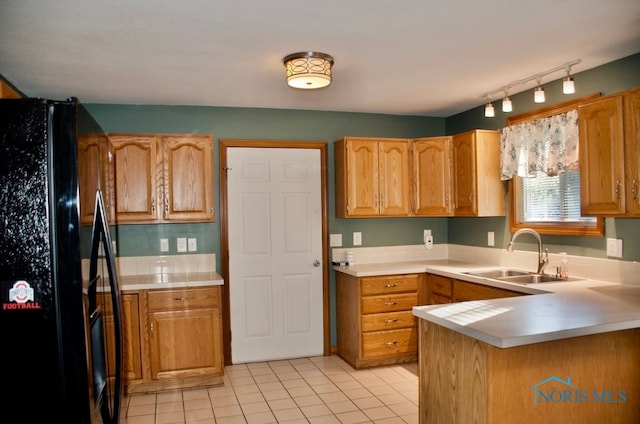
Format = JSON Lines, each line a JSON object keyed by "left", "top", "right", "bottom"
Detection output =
{"left": 479, "top": 59, "right": 580, "bottom": 117}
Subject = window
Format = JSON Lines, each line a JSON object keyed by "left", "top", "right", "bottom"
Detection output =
{"left": 504, "top": 95, "right": 603, "bottom": 236}
{"left": 510, "top": 172, "right": 602, "bottom": 236}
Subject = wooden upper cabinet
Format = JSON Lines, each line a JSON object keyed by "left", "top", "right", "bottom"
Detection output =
{"left": 335, "top": 137, "right": 410, "bottom": 217}
{"left": 411, "top": 137, "right": 453, "bottom": 216}
{"left": 162, "top": 135, "right": 214, "bottom": 222}
{"left": 452, "top": 129, "right": 505, "bottom": 217}
{"left": 625, "top": 88, "right": 640, "bottom": 215}
{"left": 379, "top": 140, "right": 411, "bottom": 215}
{"left": 77, "top": 134, "right": 115, "bottom": 225}
{"left": 110, "top": 135, "right": 159, "bottom": 223}
{"left": 579, "top": 94, "right": 627, "bottom": 215}
{"left": 109, "top": 133, "right": 214, "bottom": 224}
{"left": 0, "top": 79, "right": 21, "bottom": 98}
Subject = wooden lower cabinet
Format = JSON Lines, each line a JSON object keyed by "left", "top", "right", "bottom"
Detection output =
{"left": 452, "top": 279, "right": 524, "bottom": 302}
{"left": 425, "top": 273, "right": 525, "bottom": 304}
{"left": 124, "top": 286, "right": 224, "bottom": 394}
{"left": 336, "top": 272, "right": 421, "bottom": 368}
{"left": 104, "top": 293, "right": 143, "bottom": 385}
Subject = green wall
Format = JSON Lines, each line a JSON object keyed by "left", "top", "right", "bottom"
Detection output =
{"left": 446, "top": 53, "right": 640, "bottom": 261}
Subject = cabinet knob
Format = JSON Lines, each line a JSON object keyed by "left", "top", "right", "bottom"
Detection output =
{"left": 384, "top": 341, "right": 399, "bottom": 347}
{"left": 385, "top": 319, "right": 399, "bottom": 324}
{"left": 632, "top": 180, "right": 638, "bottom": 200}
{"left": 384, "top": 283, "right": 398, "bottom": 288}
{"left": 384, "top": 301, "right": 398, "bottom": 306}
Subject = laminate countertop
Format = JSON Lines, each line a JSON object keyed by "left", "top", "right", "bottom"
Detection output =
{"left": 119, "top": 271, "right": 224, "bottom": 291}
{"left": 334, "top": 260, "right": 640, "bottom": 348}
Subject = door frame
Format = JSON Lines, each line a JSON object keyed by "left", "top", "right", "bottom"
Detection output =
{"left": 219, "top": 139, "right": 330, "bottom": 365}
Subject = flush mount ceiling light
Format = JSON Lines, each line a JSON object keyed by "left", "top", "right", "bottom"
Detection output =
{"left": 283, "top": 51, "right": 334, "bottom": 89}
{"left": 479, "top": 59, "right": 580, "bottom": 117}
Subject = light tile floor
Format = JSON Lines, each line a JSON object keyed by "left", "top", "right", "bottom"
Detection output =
{"left": 121, "top": 355, "right": 418, "bottom": 424}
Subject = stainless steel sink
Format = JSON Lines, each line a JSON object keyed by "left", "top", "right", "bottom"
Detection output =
{"left": 464, "top": 269, "right": 530, "bottom": 279}
{"left": 464, "top": 269, "right": 574, "bottom": 285}
{"left": 497, "top": 274, "right": 567, "bottom": 285}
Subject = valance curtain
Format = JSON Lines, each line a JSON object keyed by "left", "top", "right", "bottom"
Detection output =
{"left": 500, "top": 109, "right": 579, "bottom": 181}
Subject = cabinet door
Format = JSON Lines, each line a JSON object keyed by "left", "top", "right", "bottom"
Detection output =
{"left": 379, "top": 140, "right": 411, "bottom": 215}
{"left": 78, "top": 135, "right": 114, "bottom": 225}
{"left": 344, "top": 139, "right": 379, "bottom": 216}
{"left": 452, "top": 131, "right": 477, "bottom": 215}
{"left": 452, "top": 280, "right": 523, "bottom": 302}
{"left": 426, "top": 273, "right": 452, "bottom": 304}
{"left": 105, "top": 293, "right": 143, "bottom": 384}
{"left": 161, "top": 135, "right": 214, "bottom": 222}
{"left": 579, "top": 95, "right": 626, "bottom": 215}
{"left": 412, "top": 137, "right": 452, "bottom": 216}
{"left": 149, "top": 307, "right": 223, "bottom": 380}
{"left": 110, "top": 135, "right": 159, "bottom": 222}
{"left": 624, "top": 88, "right": 640, "bottom": 216}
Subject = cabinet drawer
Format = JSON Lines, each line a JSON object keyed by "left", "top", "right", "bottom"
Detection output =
{"left": 429, "top": 274, "right": 452, "bottom": 296}
{"left": 148, "top": 287, "right": 220, "bottom": 311}
{"left": 361, "top": 274, "right": 419, "bottom": 296}
{"left": 361, "top": 311, "right": 416, "bottom": 332}
{"left": 362, "top": 328, "right": 417, "bottom": 359}
{"left": 362, "top": 293, "right": 417, "bottom": 314}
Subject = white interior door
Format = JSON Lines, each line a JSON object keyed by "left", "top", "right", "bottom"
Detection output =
{"left": 227, "top": 147, "right": 323, "bottom": 363}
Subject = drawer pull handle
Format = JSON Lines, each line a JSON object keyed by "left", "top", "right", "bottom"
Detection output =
{"left": 385, "top": 319, "right": 398, "bottom": 323}
{"left": 384, "top": 301, "right": 397, "bottom": 306}
{"left": 385, "top": 341, "right": 399, "bottom": 347}
{"left": 385, "top": 283, "right": 398, "bottom": 288}
{"left": 174, "top": 297, "right": 190, "bottom": 301}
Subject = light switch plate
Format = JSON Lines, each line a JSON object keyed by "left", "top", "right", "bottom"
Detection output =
{"left": 330, "top": 234, "right": 343, "bottom": 247}
{"left": 160, "top": 238, "right": 169, "bottom": 252}
{"left": 488, "top": 232, "right": 495, "bottom": 247}
{"left": 188, "top": 238, "right": 197, "bottom": 252}
{"left": 177, "top": 237, "right": 187, "bottom": 253}
{"left": 353, "top": 232, "right": 362, "bottom": 246}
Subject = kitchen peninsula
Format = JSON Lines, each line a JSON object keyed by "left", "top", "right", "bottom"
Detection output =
{"left": 335, "top": 256, "right": 640, "bottom": 423}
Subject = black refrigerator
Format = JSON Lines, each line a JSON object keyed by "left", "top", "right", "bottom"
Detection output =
{"left": 0, "top": 98, "right": 123, "bottom": 423}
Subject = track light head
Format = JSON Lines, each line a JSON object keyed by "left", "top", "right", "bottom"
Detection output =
{"left": 484, "top": 101, "right": 495, "bottom": 118}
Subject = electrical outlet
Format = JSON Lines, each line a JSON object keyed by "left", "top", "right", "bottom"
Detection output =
{"left": 353, "top": 232, "right": 362, "bottom": 246}
{"left": 188, "top": 238, "right": 197, "bottom": 252}
{"left": 488, "top": 232, "right": 495, "bottom": 246}
{"left": 606, "top": 238, "right": 623, "bottom": 258}
{"left": 160, "top": 238, "right": 169, "bottom": 252}
{"left": 177, "top": 237, "right": 187, "bottom": 253}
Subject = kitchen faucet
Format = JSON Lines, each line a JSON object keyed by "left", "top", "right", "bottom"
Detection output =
{"left": 507, "top": 228, "right": 549, "bottom": 275}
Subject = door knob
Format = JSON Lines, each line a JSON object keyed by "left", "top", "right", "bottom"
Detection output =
{"left": 313, "top": 260, "right": 321, "bottom": 267}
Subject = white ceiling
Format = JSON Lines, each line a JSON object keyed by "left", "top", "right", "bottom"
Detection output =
{"left": 1, "top": 0, "right": 639, "bottom": 117}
